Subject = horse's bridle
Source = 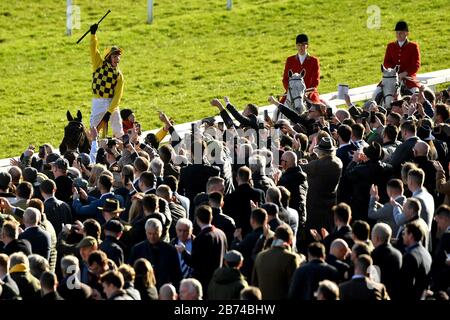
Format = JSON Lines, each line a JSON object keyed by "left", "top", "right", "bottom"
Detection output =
{"left": 288, "top": 78, "right": 306, "bottom": 103}
{"left": 381, "top": 75, "right": 400, "bottom": 103}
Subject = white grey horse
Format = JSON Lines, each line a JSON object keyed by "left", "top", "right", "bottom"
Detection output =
{"left": 273, "top": 69, "right": 306, "bottom": 121}
{"left": 374, "top": 64, "right": 432, "bottom": 108}
{"left": 373, "top": 65, "right": 401, "bottom": 109}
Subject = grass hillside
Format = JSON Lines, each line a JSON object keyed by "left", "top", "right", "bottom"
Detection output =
{"left": 0, "top": 0, "right": 449, "bottom": 158}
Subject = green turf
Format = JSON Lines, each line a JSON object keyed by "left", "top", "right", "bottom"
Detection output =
{"left": 0, "top": 0, "right": 449, "bottom": 158}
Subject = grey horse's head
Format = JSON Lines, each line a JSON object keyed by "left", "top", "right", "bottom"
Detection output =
{"left": 380, "top": 64, "right": 401, "bottom": 108}
{"left": 286, "top": 69, "right": 307, "bottom": 114}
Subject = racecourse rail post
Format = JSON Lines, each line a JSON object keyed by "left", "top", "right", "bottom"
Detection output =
{"left": 227, "top": 0, "right": 232, "bottom": 10}
{"left": 147, "top": 0, "right": 154, "bottom": 24}
{"left": 66, "top": 0, "right": 72, "bottom": 35}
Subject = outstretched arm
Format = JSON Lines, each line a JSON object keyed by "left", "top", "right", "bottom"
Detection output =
{"left": 90, "top": 32, "right": 103, "bottom": 71}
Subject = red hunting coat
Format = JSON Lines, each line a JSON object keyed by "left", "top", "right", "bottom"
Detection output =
{"left": 282, "top": 54, "right": 321, "bottom": 104}
{"left": 383, "top": 40, "right": 421, "bottom": 88}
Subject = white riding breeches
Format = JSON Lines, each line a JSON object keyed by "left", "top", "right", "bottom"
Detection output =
{"left": 90, "top": 98, "right": 124, "bottom": 138}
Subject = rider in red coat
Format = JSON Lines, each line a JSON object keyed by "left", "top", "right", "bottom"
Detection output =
{"left": 282, "top": 34, "right": 321, "bottom": 104}
{"left": 383, "top": 21, "right": 421, "bottom": 91}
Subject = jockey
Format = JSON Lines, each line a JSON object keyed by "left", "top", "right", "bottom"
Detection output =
{"left": 383, "top": 21, "right": 421, "bottom": 93}
{"left": 282, "top": 34, "right": 321, "bottom": 105}
{"left": 89, "top": 23, "right": 124, "bottom": 138}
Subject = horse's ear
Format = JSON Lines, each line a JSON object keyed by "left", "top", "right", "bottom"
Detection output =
{"left": 299, "top": 69, "right": 306, "bottom": 78}
{"left": 381, "top": 64, "right": 386, "bottom": 72}
{"left": 394, "top": 65, "right": 400, "bottom": 73}
{"left": 288, "top": 69, "right": 293, "bottom": 78}
{"left": 77, "top": 110, "right": 82, "bottom": 122}
{"left": 67, "top": 111, "right": 73, "bottom": 122}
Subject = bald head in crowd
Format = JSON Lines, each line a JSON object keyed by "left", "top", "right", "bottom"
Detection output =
{"left": 281, "top": 151, "right": 297, "bottom": 169}
{"left": 156, "top": 184, "right": 172, "bottom": 202}
{"left": 371, "top": 223, "right": 392, "bottom": 248}
{"left": 159, "top": 283, "right": 178, "bottom": 300}
{"left": 23, "top": 207, "right": 41, "bottom": 228}
{"left": 330, "top": 239, "right": 350, "bottom": 260}
{"left": 413, "top": 141, "right": 430, "bottom": 157}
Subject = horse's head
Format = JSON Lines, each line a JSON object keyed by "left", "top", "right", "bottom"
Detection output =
{"left": 380, "top": 64, "right": 401, "bottom": 108}
{"left": 60, "top": 110, "right": 91, "bottom": 154}
{"left": 287, "top": 69, "right": 306, "bottom": 114}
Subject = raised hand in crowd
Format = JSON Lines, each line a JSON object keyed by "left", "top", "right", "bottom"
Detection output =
{"left": 72, "top": 185, "right": 88, "bottom": 201}
{"left": 432, "top": 160, "right": 444, "bottom": 172}
{"left": 370, "top": 184, "right": 380, "bottom": 201}
{"left": 389, "top": 197, "right": 403, "bottom": 210}
{"left": 210, "top": 98, "right": 225, "bottom": 111}
{"left": 310, "top": 229, "right": 321, "bottom": 241}
{"left": 233, "top": 228, "right": 243, "bottom": 241}
{"left": 268, "top": 95, "right": 279, "bottom": 106}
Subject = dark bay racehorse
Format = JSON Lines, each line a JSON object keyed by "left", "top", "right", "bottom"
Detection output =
{"left": 59, "top": 110, "right": 91, "bottom": 154}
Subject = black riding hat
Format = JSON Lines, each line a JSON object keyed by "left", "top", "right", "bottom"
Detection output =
{"left": 394, "top": 21, "right": 409, "bottom": 32}
{"left": 296, "top": 34, "right": 308, "bottom": 44}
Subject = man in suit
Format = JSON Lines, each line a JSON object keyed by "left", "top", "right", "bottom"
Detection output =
{"left": 253, "top": 225, "right": 304, "bottom": 299}
{"left": 72, "top": 174, "right": 124, "bottom": 224}
{"left": 156, "top": 184, "right": 186, "bottom": 240}
{"left": 223, "top": 166, "right": 265, "bottom": 237}
{"left": 371, "top": 223, "right": 403, "bottom": 299}
{"left": 339, "top": 254, "right": 390, "bottom": 300}
{"left": 282, "top": 33, "right": 321, "bottom": 104}
{"left": 278, "top": 151, "right": 308, "bottom": 230}
{"left": 208, "top": 192, "right": 236, "bottom": 247}
{"left": 171, "top": 218, "right": 194, "bottom": 279}
{"left": 99, "top": 219, "right": 125, "bottom": 266}
{"left": 40, "top": 179, "right": 72, "bottom": 235}
{"left": 407, "top": 168, "right": 434, "bottom": 230}
{"left": 129, "top": 194, "right": 171, "bottom": 245}
{"left": 430, "top": 205, "right": 450, "bottom": 291}
{"left": 311, "top": 202, "right": 354, "bottom": 252}
{"left": 412, "top": 141, "right": 437, "bottom": 197}
{"left": 368, "top": 178, "right": 406, "bottom": 236}
{"left": 399, "top": 221, "right": 432, "bottom": 300}
{"left": 301, "top": 137, "right": 343, "bottom": 232}
{"left": 231, "top": 208, "right": 267, "bottom": 280}
{"left": 57, "top": 255, "right": 93, "bottom": 300}
{"left": 50, "top": 158, "right": 73, "bottom": 204}
{"left": 336, "top": 124, "right": 357, "bottom": 171}
{"left": 392, "top": 197, "right": 430, "bottom": 252}
{"left": 138, "top": 171, "right": 157, "bottom": 195}
{"left": 389, "top": 121, "right": 420, "bottom": 171}
{"left": 18, "top": 207, "right": 51, "bottom": 261}
{"left": 40, "top": 271, "right": 64, "bottom": 300}
{"left": 326, "top": 239, "right": 350, "bottom": 283}
{"left": 178, "top": 140, "right": 220, "bottom": 203}
{"left": 177, "top": 205, "right": 227, "bottom": 296}
{"left": 128, "top": 218, "right": 182, "bottom": 289}
{"left": 1, "top": 221, "right": 32, "bottom": 256}
{"left": 288, "top": 242, "right": 339, "bottom": 300}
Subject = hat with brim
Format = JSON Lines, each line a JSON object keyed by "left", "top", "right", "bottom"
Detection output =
{"left": 97, "top": 198, "right": 125, "bottom": 213}
{"left": 314, "top": 137, "right": 337, "bottom": 151}
{"left": 363, "top": 141, "right": 384, "bottom": 160}
{"left": 417, "top": 125, "right": 435, "bottom": 141}
{"left": 394, "top": 21, "right": 409, "bottom": 32}
{"left": 50, "top": 158, "right": 69, "bottom": 171}
{"left": 224, "top": 250, "right": 243, "bottom": 264}
{"left": 296, "top": 34, "right": 309, "bottom": 44}
{"left": 76, "top": 236, "right": 98, "bottom": 249}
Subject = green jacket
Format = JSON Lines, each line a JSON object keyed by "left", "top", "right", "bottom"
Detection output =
{"left": 207, "top": 267, "right": 248, "bottom": 300}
